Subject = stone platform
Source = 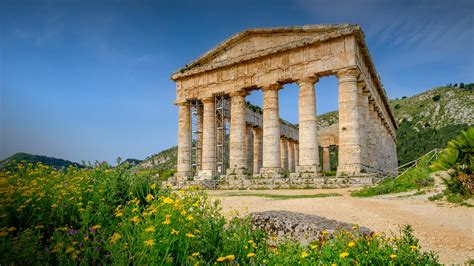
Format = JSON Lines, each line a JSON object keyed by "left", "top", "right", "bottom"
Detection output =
{"left": 251, "top": 210, "right": 372, "bottom": 245}
{"left": 164, "top": 175, "right": 378, "bottom": 190}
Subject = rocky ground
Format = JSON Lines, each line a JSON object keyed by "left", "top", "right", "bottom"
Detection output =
{"left": 209, "top": 187, "right": 474, "bottom": 264}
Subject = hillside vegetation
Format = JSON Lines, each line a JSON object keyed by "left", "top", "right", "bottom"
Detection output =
{"left": 0, "top": 152, "right": 83, "bottom": 170}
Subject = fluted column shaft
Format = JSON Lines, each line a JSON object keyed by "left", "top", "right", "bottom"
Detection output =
{"left": 337, "top": 68, "right": 363, "bottom": 175}
{"left": 322, "top": 146, "right": 331, "bottom": 172}
{"left": 295, "top": 142, "right": 299, "bottom": 167}
{"left": 176, "top": 101, "right": 191, "bottom": 178}
{"left": 280, "top": 137, "right": 289, "bottom": 172}
{"left": 200, "top": 97, "right": 216, "bottom": 179}
{"left": 288, "top": 140, "right": 295, "bottom": 172}
{"left": 246, "top": 125, "right": 253, "bottom": 174}
{"left": 297, "top": 77, "right": 319, "bottom": 174}
{"left": 253, "top": 128, "right": 263, "bottom": 174}
{"left": 229, "top": 91, "right": 248, "bottom": 174}
{"left": 261, "top": 84, "right": 283, "bottom": 174}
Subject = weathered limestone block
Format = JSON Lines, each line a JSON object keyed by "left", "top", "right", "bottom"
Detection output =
{"left": 251, "top": 211, "right": 372, "bottom": 245}
{"left": 261, "top": 84, "right": 283, "bottom": 175}
{"left": 229, "top": 91, "right": 249, "bottom": 174}
{"left": 199, "top": 97, "right": 216, "bottom": 179}
{"left": 176, "top": 102, "right": 191, "bottom": 178}
{"left": 297, "top": 77, "right": 320, "bottom": 174}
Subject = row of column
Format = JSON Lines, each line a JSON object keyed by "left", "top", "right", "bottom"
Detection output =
{"left": 177, "top": 67, "right": 397, "bottom": 178}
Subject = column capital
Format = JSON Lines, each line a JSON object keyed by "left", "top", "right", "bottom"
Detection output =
{"left": 175, "top": 100, "right": 190, "bottom": 107}
{"left": 229, "top": 89, "right": 249, "bottom": 98}
{"left": 201, "top": 96, "right": 215, "bottom": 103}
{"left": 336, "top": 67, "right": 360, "bottom": 81}
{"left": 296, "top": 75, "right": 319, "bottom": 86}
{"left": 261, "top": 83, "right": 282, "bottom": 91}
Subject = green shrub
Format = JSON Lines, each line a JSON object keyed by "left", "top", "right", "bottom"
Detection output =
{"left": 352, "top": 163, "right": 433, "bottom": 197}
{"left": 430, "top": 126, "right": 473, "bottom": 196}
{"left": 432, "top": 95, "right": 441, "bottom": 101}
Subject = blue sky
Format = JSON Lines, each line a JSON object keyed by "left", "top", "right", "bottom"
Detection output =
{"left": 1, "top": 0, "right": 473, "bottom": 163}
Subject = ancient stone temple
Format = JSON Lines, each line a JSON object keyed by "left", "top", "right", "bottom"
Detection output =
{"left": 171, "top": 24, "right": 397, "bottom": 183}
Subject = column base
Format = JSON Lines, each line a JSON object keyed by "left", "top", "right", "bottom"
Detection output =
{"left": 173, "top": 172, "right": 191, "bottom": 182}
{"left": 226, "top": 167, "right": 249, "bottom": 176}
{"left": 337, "top": 164, "right": 363, "bottom": 176}
{"left": 259, "top": 167, "right": 283, "bottom": 175}
{"left": 196, "top": 170, "right": 215, "bottom": 180}
{"left": 296, "top": 165, "right": 319, "bottom": 174}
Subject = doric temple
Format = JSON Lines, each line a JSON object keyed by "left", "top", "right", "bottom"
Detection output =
{"left": 171, "top": 24, "right": 398, "bottom": 182}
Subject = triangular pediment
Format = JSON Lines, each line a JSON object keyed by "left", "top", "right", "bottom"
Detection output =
{"left": 172, "top": 24, "right": 359, "bottom": 79}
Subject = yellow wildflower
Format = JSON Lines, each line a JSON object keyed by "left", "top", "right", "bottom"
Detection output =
{"left": 144, "top": 239, "right": 155, "bottom": 246}
{"left": 247, "top": 252, "right": 255, "bottom": 258}
{"left": 145, "top": 226, "right": 155, "bottom": 233}
{"left": 410, "top": 245, "right": 417, "bottom": 251}
{"left": 162, "top": 197, "right": 174, "bottom": 204}
{"left": 150, "top": 183, "right": 156, "bottom": 190}
{"left": 162, "top": 214, "right": 171, "bottom": 225}
{"left": 352, "top": 224, "right": 358, "bottom": 230}
{"left": 131, "top": 216, "right": 140, "bottom": 224}
{"left": 91, "top": 225, "right": 101, "bottom": 230}
{"left": 51, "top": 204, "right": 58, "bottom": 208}
{"left": 115, "top": 211, "right": 124, "bottom": 217}
{"left": 310, "top": 244, "right": 318, "bottom": 249}
{"left": 146, "top": 194, "right": 154, "bottom": 202}
{"left": 192, "top": 252, "right": 200, "bottom": 257}
{"left": 186, "top": 233, "right": 195, "bottom": 238}
{"left": 390, "top": 254, "right": 397, "bottom": 259}
{"left": 66, "top": 246, "right": 75, "bottom": 253}
{"left": 109, "top": 233, "right": 122, "bottom": 243}
{"left": 225, "top": 255, "right": 235, "bottom": 260}
{"left": 348, "top": 241, "right": 356, "bottom": 248}
{"left": 181, "top": 210, "right": 187, "bottom": 215}
{"left": 340, "top": 252, "right": 349, "bottom": 259}
{"left": 171, "top": 228, "right": 179, "bottom": 235}
{"left": 301, "top": 251, "right": 309, "bottom": 258}
{"left": 186, "top": 214, "right": 194, "bottom": 221}
{"left": 248, "top": 239, "right": 254, "bottom": 244}
{"left": 216, "top": 257, "right": 225, "bottom": 262}
{"left": 331, "top": 264, "right": 337, "bottom": 266}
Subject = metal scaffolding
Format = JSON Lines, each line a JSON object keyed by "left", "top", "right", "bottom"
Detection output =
{"left": 190, "top": 99, "right": 203, "bottom": 178}
{"left": 215, "top": 94, "right": 231, "bottom": 176}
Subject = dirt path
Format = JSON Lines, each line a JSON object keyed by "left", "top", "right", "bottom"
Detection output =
{"left": 209, "top": 188, "right": 474, "bottom": 264}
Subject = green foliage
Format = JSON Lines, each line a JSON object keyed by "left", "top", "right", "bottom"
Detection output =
{"left": 431, "top": 95, "right": 441, "bottom": 101}
{"left": 0, "top": 152, "right": 83, "bottom": 170}
{"left": 352, "top": 162, "right": 433, "bottom": 197}
{"left": 1, "top": 163, "right": 439, "bottom": 264}
{"left": 429, "top": 127, "right": 473, "bottom": 202}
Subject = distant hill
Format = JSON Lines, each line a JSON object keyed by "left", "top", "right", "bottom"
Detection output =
{"left": 142, "top": 85, "right": 473, "bottom": 170}
{"left": 0, "top": 152, "right": 83, "bottom": 170}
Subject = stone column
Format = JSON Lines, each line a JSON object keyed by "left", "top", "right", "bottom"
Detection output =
{"left": 366, "top": 100, "right": 377, "bottom": 171}
{"left": 228, "top": 90, "right": 248, "bottom": 175}
{"left": 199, "top": 97, "right": 216, "bottom": 179}
{"left": 322, "top": 146, "right": 331, "bottom": 172}
{"left": 280, "top": 137, "right": 289, "bottom": 172}
{"left": 260, "top": 84, "right": 283, "bottom": 175}
{"left": 246, "top": 125, "right": 253, "bottom": 174}
{"left": 295, "top": 142, "right": 299, "bottom": 167}
{"left": 357, "top": 82, "right": 370, "bottom": 172}
{"left": 176, "top": 101, "right": 191, "bottom": 178}
{"left": 196, "top": 106, "right": 203, "bottom": 172}
{"left": 288, "top": 140, "right": 295, "bottom": 173}
{"left": 337, "top": 68, "right": 363, "bottom": 176}
{"left": 253, "top": 127, "right": 263, "bottom": 175}
{"left": 296, "top": 76, "right": 320, "bottom": 174}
